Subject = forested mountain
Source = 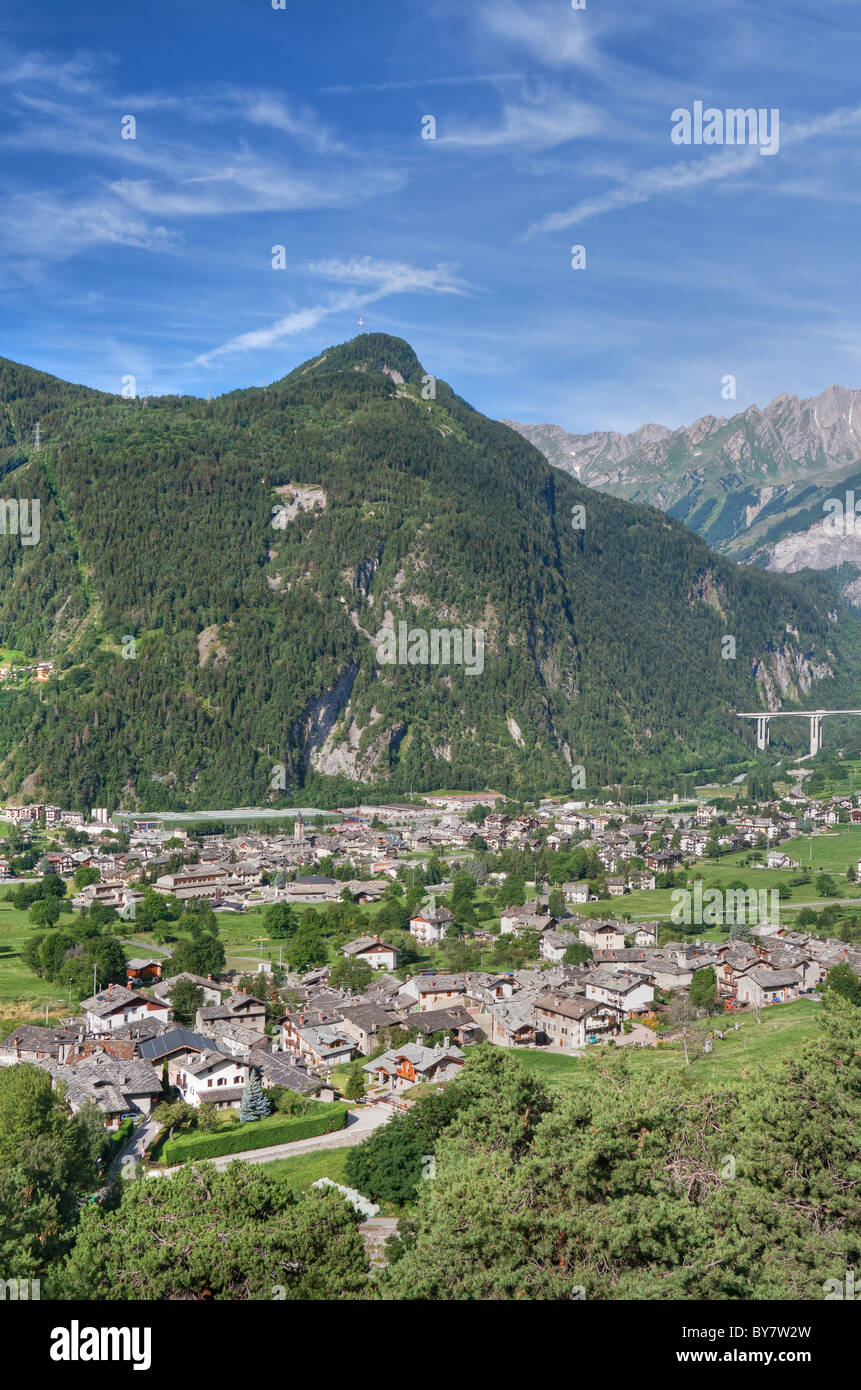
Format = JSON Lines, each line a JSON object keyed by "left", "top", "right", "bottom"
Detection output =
{"left": 506, "top": 386, "right": 861, "bottom": 602}
{"left": 1, "top": 335, "right": 860, "bottom": 810}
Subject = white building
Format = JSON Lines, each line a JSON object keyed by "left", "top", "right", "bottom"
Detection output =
{"left": 584, "top": 969, "right": 654, "bottom": 1016}
{"left": 562, "top": 881, "right": 591, "bottom": 904}
{"left": 578, "top": 922, "right": 626, "bottom": 951}
{"left": 341, "top": 935, "right": 399, "bottom": 972}
{"left": 81, "top": 984, "right": 171, "bottom": 1034}
{"left": 409, "top": 904, "right": 454, "bottom": 945}
{"left": 175, "top": 1050, "right": 249, "bottom": 1109}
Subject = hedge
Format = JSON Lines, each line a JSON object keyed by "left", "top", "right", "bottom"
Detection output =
{"left": 162, "top": 1103, "right": 349, "bottom": 1163}
{"left": 108, "top": 1117, "right": 135, "bottom": 1153}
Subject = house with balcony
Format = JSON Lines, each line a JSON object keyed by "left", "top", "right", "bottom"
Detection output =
{"left": 341, "top": 935, "right": 399, "bottom": 972}
{"left": 578, "top": 921, "right": 627, "bottom": 951}
{"left": 583, "top": 968, "right": 654, "bottom": 1016}
{"left": 399, "top": 973, "right": 468, "bottom": 1011}
{"left": 126, "top": 958, "right": 163, "bottom": 988}
{"left": 533, "top": 992, "right": 621, "bottom": 1048}
{"left": 175, "top": 1050, "right": 250, "bottom": 1110}
{"left": 735, "top": 968, "right": 801, "bottom": 1009}
{"left": 282, "top": 1016, "right": 356, "bottom": 1068}
{"left": 409, "top": 903, "right": 454, "bottom": 945}
{"left": 485, "top": 1001, "right": 538, "bottom": 1047}
{"left": 363, "top": 1040, "right": 464, "bottom": 1091}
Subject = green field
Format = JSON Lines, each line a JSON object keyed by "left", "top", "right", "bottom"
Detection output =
{"left": 574, "top": 830, "right": 861, "bottom": 925}
{"left": 779, "top": 826, "right": 861, "bottom": 875}
{"left": 508, "top": 999, "right": 823, "bottom": 1089}
{"left": 0, "top": 901, "right": 75, "bottom": 1023}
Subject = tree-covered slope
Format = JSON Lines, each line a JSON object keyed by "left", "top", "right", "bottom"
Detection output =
{"left": 0, "top": 335, "right": 859, "bottom": 809}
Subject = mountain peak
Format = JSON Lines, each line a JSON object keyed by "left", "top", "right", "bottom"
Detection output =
{"left": 283, "top": 333, "right": 425, "bottom": 388}
{"left": 506, "top": 380, "right": 861, "bottom": 599}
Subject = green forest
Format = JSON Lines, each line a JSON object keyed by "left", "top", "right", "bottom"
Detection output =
{"left": 1, "top": 334, "right": 860, "bottom": 809}
{"left": 6, "top": 996, "right": 858, "bottom": 1300}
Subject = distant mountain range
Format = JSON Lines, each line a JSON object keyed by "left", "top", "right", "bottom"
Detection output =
{"left": 1, "top": 337, "right": 860, "bottom": 809}
{"left": 504, "top": 385, "right": 861, "bottom": 605}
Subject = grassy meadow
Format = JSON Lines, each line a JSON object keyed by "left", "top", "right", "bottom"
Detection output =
{"left": 509, "top": 998, "right": 823, "bottom": 1090}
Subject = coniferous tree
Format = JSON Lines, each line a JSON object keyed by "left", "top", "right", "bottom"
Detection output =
{"left": 344, "top": 1061, "right": 366, "bottom": 1101}
{"left": 239, "top": 1071, "right": 271, "bottom": 1123}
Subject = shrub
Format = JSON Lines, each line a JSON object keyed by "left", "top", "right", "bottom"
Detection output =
{"left": 161, "top": 1104, "right": 348, "bottom": 1163}
{"left": 108, "top": 1117, "right": 135, "bottom": 1152}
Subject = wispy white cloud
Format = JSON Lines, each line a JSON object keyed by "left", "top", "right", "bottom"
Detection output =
{"left": 439, "top": 89, "right": 603, "bottom": 150}
{"left": 306, "top": 257, "right": 470, "bottom": 294}
{"left": 111, "top": 155, "right": 396, "bottom": 219}
{"left": 0, "top": 44, "right": 110, "bottom": 95}
{"left": 0, "top": 61, "right": 403, "bottom": 260}
{"left": 478, "top": 1, "right": 595, "bottom": 71}
{"left": 319, "top": 72, "right": 523, "bottom": 95}
{"left": 194, "top": 259, "right": 469, "bottom": 366}
{"left": 522, "top": 147, "right": 761, "bottom": 237}
{"left": 0, "top": 189, "right": 181, "bottom": 258}
{"left": 238, "top": 94, "right": 347, "bottom": 153}
{"left": 521, "top": 101, "right": 861, "bottom": 238}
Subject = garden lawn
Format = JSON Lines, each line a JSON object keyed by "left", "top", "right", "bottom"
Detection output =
{"left": 257, "top": 1147, "right": 351, "bottom": 1190}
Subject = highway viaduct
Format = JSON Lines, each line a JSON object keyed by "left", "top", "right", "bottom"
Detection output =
{"left": 737, "top": 709, "right": 861, "bottom": 757}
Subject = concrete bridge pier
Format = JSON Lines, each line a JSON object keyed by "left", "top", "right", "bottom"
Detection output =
{"left": 756, "top": 715, "right": 770, "bottom": 751}
{"left": 809, "top": 714, "right": 823, "bottom": 756}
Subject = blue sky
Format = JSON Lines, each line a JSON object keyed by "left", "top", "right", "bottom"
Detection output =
{"left": 3, "top": 0, "right": 861, "bottom": 432}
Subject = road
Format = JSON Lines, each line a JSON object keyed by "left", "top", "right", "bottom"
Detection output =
{"left": 95, "top": 1114, "right": 162, "bottom": 1197}
{"left": 148, "top": 1103, "right": 393, "bottom": 1177}
{"left": 118, "top": 938, "right": 170, "bottom": 955}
